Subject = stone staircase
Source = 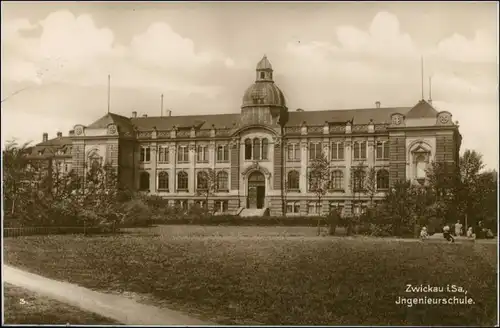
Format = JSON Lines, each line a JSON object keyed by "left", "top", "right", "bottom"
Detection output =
{"left": 239, "top": 208, "right": 269, "bottom": 217}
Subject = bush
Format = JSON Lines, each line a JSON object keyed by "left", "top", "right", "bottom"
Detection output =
{"left": 119, "top": 199, "right": 152, "bottom": 227}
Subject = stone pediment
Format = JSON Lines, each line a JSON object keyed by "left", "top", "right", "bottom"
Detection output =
{"left": 241, "top": 162, "right": 271, "bottom": 177}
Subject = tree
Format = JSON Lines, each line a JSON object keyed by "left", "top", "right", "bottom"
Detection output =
{"left": 196, "top": 168, "right": 217, "bottom": 213}
{"left": 308, "top": 152, "right": 331, "bottom": 235}
{"left": 384, "top": 180, "right": 417, "bottom": 236}
{"left": 365, "top": 167, "right": 377, "bottom": 206}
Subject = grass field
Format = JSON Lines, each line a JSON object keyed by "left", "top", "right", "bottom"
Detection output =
{"left": 3, "top": 283, "right": 119, "bottom": 325}
{"left": 4, "top": 225, "right": 498, "bottom": 326}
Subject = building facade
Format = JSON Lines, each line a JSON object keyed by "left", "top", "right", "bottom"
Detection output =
{"left": 28, "top": 56, "right": 462, "bottom": 216}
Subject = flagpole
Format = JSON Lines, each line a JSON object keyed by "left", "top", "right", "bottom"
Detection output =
{"left": 107, "top": 74, "right": 111, "bottom": 114}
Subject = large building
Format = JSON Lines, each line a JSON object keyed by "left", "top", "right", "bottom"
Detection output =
{"left": 27, "top": 56, "right": 462, "bottom": 216}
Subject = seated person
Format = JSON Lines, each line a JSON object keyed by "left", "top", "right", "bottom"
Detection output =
{"left": 420, "top": 226, "right": 429, "bottom": 240}
{"left": 443, "top": 225, "right": 455, "bottom": 243}
{"left": 466, "top": 227, "right": 476, "bottom": 239}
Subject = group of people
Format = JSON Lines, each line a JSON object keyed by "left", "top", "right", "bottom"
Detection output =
{"left": 419, "top": 220, "right": 495, "bottom": 242}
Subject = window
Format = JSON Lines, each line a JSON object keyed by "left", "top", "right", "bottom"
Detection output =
{"left": 197, "top": 171, "right": 208, "bottom": 190}
{"left": 260, "top": 72, "right": 265, "bottom": 79}
{"left": 331, "top": 142, "right": 344, "bottom": 160}
{"left": 261, "top": 138, "right": 268, "bottom": 160}
{"left": 214, "top": 200, "right": 229, "bottom": 213}
{"left": 287, "top": 143, "right": 300, "bottom": 161}
{"left": 176, "top": 200, "right": 188, "bottom": 211}
{"left": 377, "top": 169, "right": 389, "bottom": 189}
{"left": 353, "top": 141, "right": 367, "bottom": 160}
{"left": 245, "top": 139, "right": 252, "bottom": 160}
{"left": 217, "top": 171, "right": 229, "bottom": 191}
{"left": 197, "top": 145, "right": 208, "bottom": 163}
{"left": 307, "top": 202, "right": 319, "bottom": 215}
{"left": 329, "top": 201, "right": 344, "bottom": 216}
{"left": 64, "top": 164, "right": 68, "bottom": 172}
{"left": 376, "top": 141, "right": 389, "bottom": 160}
{"left": 177, "top": 171, "right": 188, "bottom": 190}
{"left": 353, "top": 170, "right": 366, "bottom": 192}
{"left": 158, "top": 146, "right": 169, "bottom": 163}
{"left": 309, "top": 143, "right": 322, "bottom": 160}
{"left": 253, "top": 138, "right": 261, "bottom": 160}
{"left": 195, "top": 200, "right": 207, "bottom": 210}
{"left": 287, "top": 170, "right": 300, "bottom": 190}
{"left": 415, "top": 155, "right": 427, "bottom": 179}
{"left": 353, "top": 202, "right": 367, "bottom": 215}
{"left": 139, "top": 171, "right": 150, "bottom": 191}
{"left": 216, "top": 144, "right": 229, "bottom": 162}
{"left": 286, "top": 201, "right": 301, "bottom": 214}
{"left": 177, "top": 145, "right": 189, "bottom": 163}
{"left": 140, "top": 146, "right": 151, "bottom": 162}
{"left": 330, "top": 170, "right": 344, "bottom": 190}
{"left": 158, "top": 171, "right": 169, "bottom": 190}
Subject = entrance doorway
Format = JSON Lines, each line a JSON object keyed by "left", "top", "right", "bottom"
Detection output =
{"left": 247, "top": 171, "right": 265, "bottom": 209}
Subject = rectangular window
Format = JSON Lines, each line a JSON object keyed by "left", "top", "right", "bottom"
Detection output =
{"left": 307, "top": 202, "right": 319, "bottom": 215}
{"left": 158, "top": 146, "right": 169, "bottom": 163}
{"left": 216, "top": 144, "right": 229, "bottom": 162}
{"left": 353, "top": 141, "right": 366, "bottom": 160}
{"left": 376, "top": 141, "right": 389, "bottom": 160}
{"left": 177, "top": 146, "right": 189, "bottom": 163}
{"left": 140, "top": 146, "right": 151, "bottom": 162}
{"left": 287, "top": 143, "right": 300, "bottom": 161}
{"left": 214, "top": 200, "right": 229, "bottom": 213}
{"left": 309, "top": 143, "right": 322, "bottom": 160}
{"left": 286, "top": 201, "right": 301, "bottom": 214}
{"left": 329, "top": 202, "right": 344, "bottom": 216}
{"left": 331, "top": 142, "right": 344, "bottom": 160}
{"left": 197, "top": 145, "right": 208, "bottom": 163}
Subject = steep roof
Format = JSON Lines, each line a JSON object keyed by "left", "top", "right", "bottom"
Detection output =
{"left": 130, "top": 113, "right": 241, "bottom": 131}
{"left": 405, "top": 100, "right": 438, "bottom": 119}
{"left": 287, "top": 106, "right": 412, "bottom": 126}
{"left": 27, "top": 137, "right": 72, "bottom": 159}
{"left": 87, "top": 113, "right": 135, "bottom": 133}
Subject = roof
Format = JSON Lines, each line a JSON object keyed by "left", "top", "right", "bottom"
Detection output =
{"left": 87, "top": 113, "right": 135, "bottom": 133}
{"left": 405, "top": 99, "right": 439, "bottom": 119}
{"left": 241, "top": 82, "right": 286, "bottom": 108}
{"left": 28, "top": 137, "right": 72, "bottom": 159}
{"left": 130, "top": 113, "right": 241, "bottom": 131}
{"left": 287, "top": 106, "right": 412, "bottom": 126}
{"left": 256, "top": 55, "right": 272, "bottom": 70}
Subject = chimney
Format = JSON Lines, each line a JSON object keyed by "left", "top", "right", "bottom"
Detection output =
{"left": 142, "top": 114, "right": 148, "bottom": 118}
{"left": 165, "top": 110, "right": 172, "bottom": 117}
{"left": 42, "top": 132, "right": 48, "bottom": 142}
{"left": 69, "top": 130, "right": 75, "bottom": 137}
{"left": 132, "top": 111, "right": 137, "bottom": 118}
{"left": 375, "top": 101, "right": 381, "bottom": 108}
{"left": 57, "top": 132, "right": 62, "bottom": 138}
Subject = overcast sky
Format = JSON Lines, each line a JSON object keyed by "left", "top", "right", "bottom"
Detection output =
{"left": 1, "top": 1, "right": 498, "bottom": 169}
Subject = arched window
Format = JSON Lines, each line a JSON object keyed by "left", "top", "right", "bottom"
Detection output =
{"left": 376, "top": 169, "right": 389, "bottom": 189}
{"left": 158, "top": 172, "right": 169, "bottom": 190}
{"left": 245, "top": 139, "right": 252, "bottom": 160}
{"left": 196, "top": 171, "right": 207, "bottom": 190}
{"left": 253, "top": 138, "right": 261, "bottom": 160}
{"left": 139, "top": 171, "right": 150, "bottom": 191}
{"left": 331, "top": 170, "right": 344, "bottom": 190}
{"left": 177, "top": 171, "right": 188, "bottom": 191}
{"left": 217, "top": 171, "right": 228, "bottom": 191}
{"left": 415, "top": 155, "right": 427, "bottom": 179}
{"left": 287, "top": 170, "right": 300, "bottom": 190}
{"left": 261, "top": 138, "right": 268, "bottom": 160}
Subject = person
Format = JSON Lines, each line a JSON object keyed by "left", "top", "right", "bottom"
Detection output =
{"left": 454, "top": 220, "right": 463, "bottom": 236}
{"left": 467, "top": 226, "right": 475, "bottom": 238}
{"left": 443, "top": 225, "right": 455, "bottom": 243}
{"left": 420, "top": 226, "right": 429, "bottom": 240}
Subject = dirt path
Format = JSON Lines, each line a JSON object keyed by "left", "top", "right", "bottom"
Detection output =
{"left": 3, "top": 265, "right": 212, "bottom": 325}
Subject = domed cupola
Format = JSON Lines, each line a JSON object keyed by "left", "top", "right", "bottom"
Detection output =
{"left": 240, "top": 55, "right": 288, "bottom": 126}
{"left": 242, "top": 55, "right": 286, "bottom": 109}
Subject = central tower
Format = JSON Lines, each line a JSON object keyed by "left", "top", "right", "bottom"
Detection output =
{"left": 241, "top": 55, "right": 288, "bottom": 126}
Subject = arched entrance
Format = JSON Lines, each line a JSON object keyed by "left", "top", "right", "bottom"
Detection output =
{"left": 247, "top": 171, "right": 265, "bottom": 209}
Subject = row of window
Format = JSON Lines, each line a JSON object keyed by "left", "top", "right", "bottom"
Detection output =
{"left": 286, "top": 169, "right": 390, "bottom": 191}
{"left": 174, "top": 200, "right": 229, "bottom": 213}
{"left": 286, "top": 201, "right": 348, "bottom": 215}
{"left": 287, "top": 141, "right": 390, "bottom": 161}
{"left": 141, "top": 140, "right": 390, "bottom": 163}
{"left": 141, "top": 145, "right": 230, "bottom": 163}
{"left": 139, "top": 171, "right": 229, "bottom": 191}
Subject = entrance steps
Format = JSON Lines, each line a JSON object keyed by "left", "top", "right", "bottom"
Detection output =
{"left": 239, "top": 208, "right": 269, "bottom": 217}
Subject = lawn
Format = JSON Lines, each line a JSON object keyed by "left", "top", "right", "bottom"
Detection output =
{"left": 3, "top": 283, "right": 119, "bottom": 325}
{"left": 4, "top": 225, "right": 497, "bottom": 326}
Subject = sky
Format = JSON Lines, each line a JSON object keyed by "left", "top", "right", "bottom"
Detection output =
{"left": 1, "top": 1, "right": 498, "bottom": 169}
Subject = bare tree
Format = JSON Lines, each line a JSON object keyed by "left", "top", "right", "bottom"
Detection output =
{"left": 196, "top": 168, "right": 217, "bottom": 213}
{"left": 308, "top": 152, "right": 332, "bottom": 235}
{"left": 365, "top": 166, "right": 377, "bottom": 206}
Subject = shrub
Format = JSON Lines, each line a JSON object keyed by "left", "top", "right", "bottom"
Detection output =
{"left": 119, "top": 199, "right": 152, "bottom": 227}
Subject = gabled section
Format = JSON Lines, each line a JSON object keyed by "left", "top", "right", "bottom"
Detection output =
{"left": 87, "top": 113, "right": 135, "bottom": 134}
{"left": 405, "top": 100, "right": 438, "bottom": 119}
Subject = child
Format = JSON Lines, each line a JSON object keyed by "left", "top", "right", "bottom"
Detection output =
{"left": 420, "top": 226, "right": 429, "bottom": 240}
{"left": 467, "top": 226, "right": 474, "bottom": 238}
{"left": 443, "top": 225, "right": 455, "bottom": 243}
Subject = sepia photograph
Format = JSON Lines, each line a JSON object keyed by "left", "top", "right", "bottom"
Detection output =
{"left": 1, "top": 1, "right": 498, "bottom": 326}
